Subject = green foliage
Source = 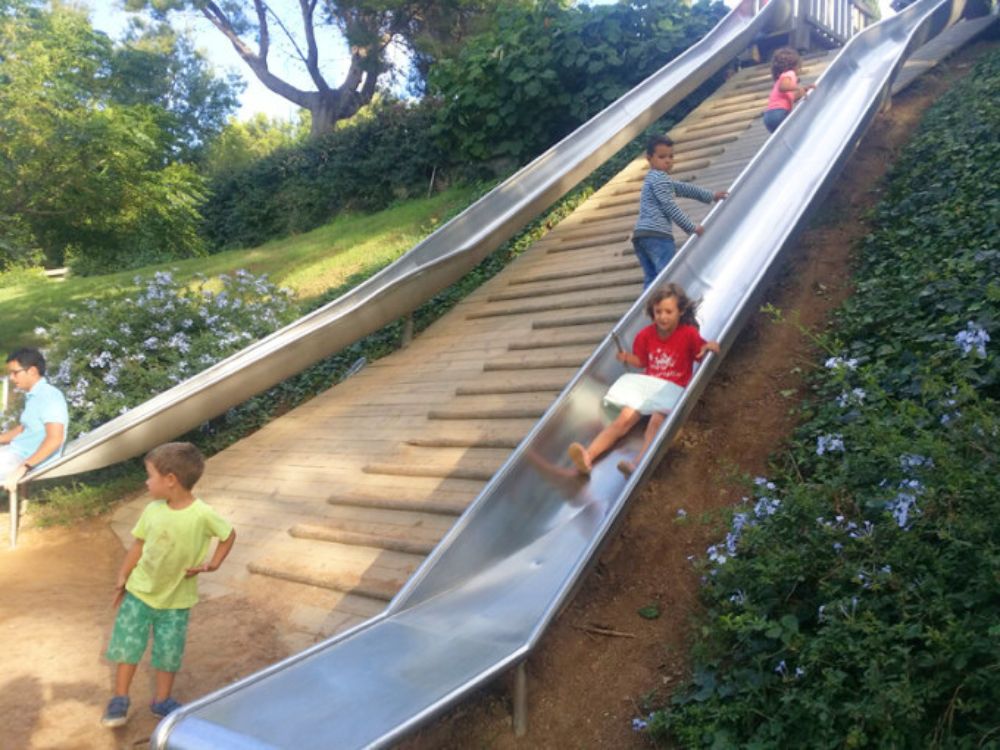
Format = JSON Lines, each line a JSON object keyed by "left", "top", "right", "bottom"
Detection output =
{"left": 643, "top": 50, "right": 1000, "bottom": 748}
{"left": 108, "top": 20, "right": 244, "bottom": 164}
{"left": 202, "top": 113, "right": 310, "bottom": 179}
{"left": 41, "top": 270, "right": 296, "bottom": 439}
{"left": 201, "top": 97, "right": 445, "bottom": 250}
{"left": 0, "top": 0, "right": 227, "bottom": 273}
{"left": 426, "top": 0, "right": 728, "bottom": 164}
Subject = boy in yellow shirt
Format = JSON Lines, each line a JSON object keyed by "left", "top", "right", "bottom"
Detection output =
{"left": 101, "top": 442, "right": 236, "bottom": 728}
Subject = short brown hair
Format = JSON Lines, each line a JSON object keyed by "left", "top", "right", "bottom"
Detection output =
{"left": 645, "top": 282, "right": 700, "bottom": 327}
{"left": 771, "top": 47, "right": 801, "bottom": 80}
{"left": 145, "top": 442, "right": 205, "bottom": 490}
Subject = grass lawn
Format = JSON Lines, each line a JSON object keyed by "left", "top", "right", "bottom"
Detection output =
{"left": 0, "top": 185, "right": 479, "bottom": 352}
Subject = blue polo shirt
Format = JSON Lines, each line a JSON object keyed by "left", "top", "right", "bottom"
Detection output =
{"left": 11, "top": 378, "right": 69, "bottom": 463}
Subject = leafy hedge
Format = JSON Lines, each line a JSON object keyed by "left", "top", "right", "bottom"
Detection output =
{"left": 644, "top": 49, "right": 1000, "bottom": 747}
{"left": 201, "top": 98, "right": 444, "bottom": 251}
{"left": 426, "top": 0, "right": 728, "bottom": 165}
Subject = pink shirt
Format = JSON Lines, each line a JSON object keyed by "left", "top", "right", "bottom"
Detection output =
{"left": 767, "top": 70, "right": 797, "bottom": 112}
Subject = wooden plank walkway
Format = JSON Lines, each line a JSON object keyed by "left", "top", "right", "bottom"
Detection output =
{"left": 111, "top": 54, "right": 835, "bottom": 651}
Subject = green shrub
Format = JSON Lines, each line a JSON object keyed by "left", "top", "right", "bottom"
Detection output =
{"left": 201, "top": 98, "right": 444, "bottom": 251}
{"left": 426, "top": 0, "right": 728, "bottom": 164}
{"left": 644, "top": 48, "right": 1000, "bottom": 748}
{"left": 40, "top": 269, "right": 296, "bottom": 439}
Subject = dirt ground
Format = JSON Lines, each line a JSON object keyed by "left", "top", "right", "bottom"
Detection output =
{"left": 0, "top": 41, "right": 992, "bottom": 750}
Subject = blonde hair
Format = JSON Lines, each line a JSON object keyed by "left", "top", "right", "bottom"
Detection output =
{"left": 145, "top": 442, "right": 205, "bottom": 490}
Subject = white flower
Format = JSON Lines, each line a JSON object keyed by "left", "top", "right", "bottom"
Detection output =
{"left": 816, "top": 434, "right": 845, "bottom": 455}
{"left": 954, "top": 322, "right": 989, "bottom": 357}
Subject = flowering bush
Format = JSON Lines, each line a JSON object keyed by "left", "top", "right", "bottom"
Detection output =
{"left": 644, "top": 50, "right": 1000, "bottom": 747}
{"left": 43, "top": 269, "right": 295, "bottom": 439}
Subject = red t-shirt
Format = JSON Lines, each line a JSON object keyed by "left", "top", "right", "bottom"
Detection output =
{"left": 632, "top": 323, "right": 706, "bottom": 387}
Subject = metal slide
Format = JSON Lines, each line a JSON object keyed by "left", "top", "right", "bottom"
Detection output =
{"left": 152, "top": 0, "right": 971, "bottom": 747}
{"left": 26, "top": 0, "right": 785, "bottom": 484}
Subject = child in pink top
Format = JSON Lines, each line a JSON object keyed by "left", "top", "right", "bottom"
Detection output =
{"left": 763, "top": 47, "right": 816, "bottom": 133}
{"left": 568, "top": 283, "right": 720, "bottom": 477}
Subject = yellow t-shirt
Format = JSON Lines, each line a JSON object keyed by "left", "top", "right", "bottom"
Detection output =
{"left": 126, "top": 498, "right": 233, "bottom": 610}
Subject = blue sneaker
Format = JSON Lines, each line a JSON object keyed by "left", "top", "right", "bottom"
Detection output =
{"left": 150, "top": 697, "right": 183, "bottom": 718}
{"left": 101, "top": 695, "right": 130, "bottom": 728}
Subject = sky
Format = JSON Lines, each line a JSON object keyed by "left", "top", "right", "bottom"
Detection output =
{"left": 82, "top": 0, "right": 893, "bottom": 123}
{"left": 82, "top": 0, "right": 626, "bottom": 121}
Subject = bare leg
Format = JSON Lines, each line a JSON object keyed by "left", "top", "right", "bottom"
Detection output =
{"left": 568, "top": 408, "right": 642, "bottom": 474}
{"left": 618, "top": 412, "right": 666, "bottom": 475}
{"left": 154, "top": 670, "right": 176, "bottom": 703}
{"left": 113, "top": 662, "right": 138, "bottom": 697}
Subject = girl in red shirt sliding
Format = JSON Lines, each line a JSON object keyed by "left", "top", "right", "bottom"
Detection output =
{"left": 568, "top": 283, "right": 719, "bottom": 476}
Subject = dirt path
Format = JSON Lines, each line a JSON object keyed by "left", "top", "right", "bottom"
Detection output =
{"left": 0, "top": 40, "right": 992, "bottom": 750}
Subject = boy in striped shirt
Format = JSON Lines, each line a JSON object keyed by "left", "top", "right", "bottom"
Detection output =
{"left": 632, "top": 135, "right": 727, "bottom": 287}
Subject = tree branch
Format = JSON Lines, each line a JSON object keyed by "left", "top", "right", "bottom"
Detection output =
{"left": 296, "top": 0, "right": 329, "bottom": 93}
{"left": 199, "top": 0, "right": 312, "bottom": 108}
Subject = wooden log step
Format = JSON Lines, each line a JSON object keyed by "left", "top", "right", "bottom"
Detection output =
{"left": 506, "top": 257, "right": 637, "bottom": 285}
{"left": 466, "top": 290, "right": 637, "bottom": 319}
{"left": 428, "top": 404, "right": 547, "bottom": 420}
{"left": 663, "top": 131, "right": 741, "bottom": 150}
{"left": 542, "top": 232, "right": 630, "bottom": 254}
{"left": 669, "top": 118, "right": 754, "bottom": 141}
{"left": 405, "top": 432, "right": 522, "bottom": 449}
{"left": 702, "top": 98, "right": 771, "bottom": 117}
{"left": 456, "top": 377, "right": 567, "bottom": 395}
{"left": 488, "top": 271, "right": 637, "bottom": 302}
{"left": 544, "top": 216, "right": 633, "bottom": 241}
{"left": 674, "top": 104, "right": 765, "bottom": 132}
{"left": 290, "top": 523, "right": 441, "bottom": 556}
{"left": 248, "top": 554, "right": 412, "bottom": 602}
{"left": 484, "top": 348, "right": 592, "bottom": 371}
{"left": 533, "top": 310, "right": 624, "bottom": 329}
{"left": 362, "top": 459, "right": 503, "bottom": 482}
{"left": 507, "top": 330, "right": 604, "bottom": 351}
{"left": 328, "top": 491, "right": 471, "bottom": 516}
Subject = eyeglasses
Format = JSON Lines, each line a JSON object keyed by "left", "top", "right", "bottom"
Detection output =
{"left": 6, "top": 368, "right": 26, "bottom": 378}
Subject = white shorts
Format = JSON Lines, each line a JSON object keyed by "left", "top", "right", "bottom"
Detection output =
{"left": 0, "top": 445, "right": 26, "bottom": 482}
{"left": 603, "top": 373, "right": 684, "bottom": 416}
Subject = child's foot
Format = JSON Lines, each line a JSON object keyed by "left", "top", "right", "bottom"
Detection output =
{"left": 150, "top": 697, "right": 183, "bottom": 718}
{"left": 617, "top": 459, "right": 636, "bottom": 476}
{"left": 567, "top": 442, "right": 592, "bottom": 475}
{"left": 101, "top": 695, "right": 130, "bottom": 728}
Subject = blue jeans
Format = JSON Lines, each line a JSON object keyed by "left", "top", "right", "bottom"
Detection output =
{"left": 763, "top": 108, "right": 789, "bottom": 133}
{"left": 632, "top": 235, "right": 676, "bottom": 288}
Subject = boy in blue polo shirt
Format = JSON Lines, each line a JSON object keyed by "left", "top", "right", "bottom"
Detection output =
{"left": 1, "top": 347, "right": 69, "bottom": 490}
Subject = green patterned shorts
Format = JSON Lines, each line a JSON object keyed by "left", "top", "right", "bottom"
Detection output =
{"left": 106, "top": 592, "right": 191, "bottom": 672}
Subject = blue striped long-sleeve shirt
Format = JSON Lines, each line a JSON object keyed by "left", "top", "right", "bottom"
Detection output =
{"left": 633, "top": 169, "right": 714, "bottom": 237}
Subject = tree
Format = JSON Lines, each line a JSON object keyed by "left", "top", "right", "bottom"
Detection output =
{"left": 124, "top": 0, "right": 510, "bottom": 137}
{"left": 108, "top": 20, "right": 245, "bottom": 163}
{"left": 202, "top": 111, "right": 310, "bottom": 177}
{"left": 0, "top": 0, "right": 208, "bottom": 271}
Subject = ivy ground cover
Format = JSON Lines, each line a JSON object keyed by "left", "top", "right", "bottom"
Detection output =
{"left": 643, "top": 48, "right": 1000, "bottom": 748}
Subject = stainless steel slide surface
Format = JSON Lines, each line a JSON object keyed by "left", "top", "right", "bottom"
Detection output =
{"left": 28, "top": 0, "right": 784, "bottom": 483}
{"left": 153, "top": 0, "right": 969, "bottom": 747}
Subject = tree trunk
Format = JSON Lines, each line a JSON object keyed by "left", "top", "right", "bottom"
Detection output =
{"left": 307, "top": 87, "right": 369, "bottom": 139}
